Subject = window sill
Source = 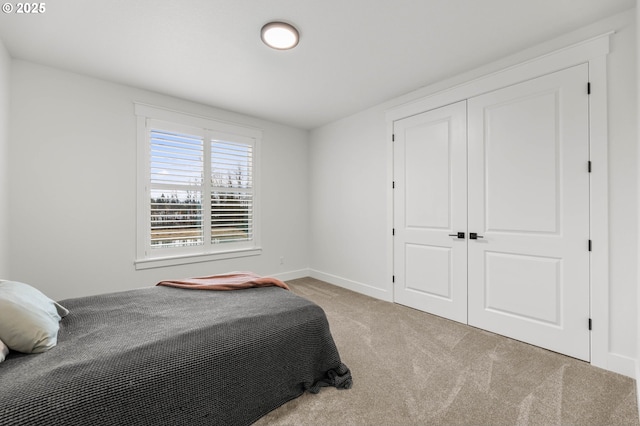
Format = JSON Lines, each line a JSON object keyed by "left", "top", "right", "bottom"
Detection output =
{"left": 134, "top": 247, "right": 262, "bottom": 270}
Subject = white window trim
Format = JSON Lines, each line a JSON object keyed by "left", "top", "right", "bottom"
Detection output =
{"left": 134, "top": 103, "right": 262, "bottom": 270}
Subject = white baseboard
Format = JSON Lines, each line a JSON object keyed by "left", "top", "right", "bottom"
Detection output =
{"left": 309, "top": 269, "right": 392, "bottom": 302}
{"left": 270, "top": 269, "right": 310, "bottom": 282}
{"left": 599, "top": 352, "right": 637, "bottom": 379}
{"left": 285, "top": 269, "right": 637, "bottom": 381}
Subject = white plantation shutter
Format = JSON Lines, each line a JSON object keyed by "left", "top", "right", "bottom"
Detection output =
{"left": 136, "top": 104, "right": 260, "bottom": 266}
{"left": 210, "top": 140, "right": 254, "bottom": 243}
{"left": 149, "top": 128, "right": 204, "bottom": 248}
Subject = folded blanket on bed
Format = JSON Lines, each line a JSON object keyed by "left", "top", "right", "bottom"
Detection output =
{"left": 156, "top": 271, "right": 290, "bottom": 291}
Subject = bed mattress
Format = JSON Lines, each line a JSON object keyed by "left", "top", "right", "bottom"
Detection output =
{"left": 0, "top": 285, "right": 351, "bottom": 425}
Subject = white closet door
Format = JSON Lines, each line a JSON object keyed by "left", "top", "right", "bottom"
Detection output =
{"left": 393, "top": 101, "right": 468, "bottom": 323}
{"left": 467, "top": 64, "right": 590, "bottom": 360}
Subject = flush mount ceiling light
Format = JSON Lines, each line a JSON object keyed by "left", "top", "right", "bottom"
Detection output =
{"left": 261, "top": 21, "right": 299, "bottom": 50}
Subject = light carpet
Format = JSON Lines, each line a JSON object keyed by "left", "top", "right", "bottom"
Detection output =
{"left": 255, "top": 277, "right": 639, "bottom": 425}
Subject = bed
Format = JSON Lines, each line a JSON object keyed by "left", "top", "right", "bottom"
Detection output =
{"left": 0, "top": 282, "right": 351, "bottom": 425}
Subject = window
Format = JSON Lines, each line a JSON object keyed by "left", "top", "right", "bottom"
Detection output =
{"left": 135, "top": 104, "right": 261, "bottom": 269}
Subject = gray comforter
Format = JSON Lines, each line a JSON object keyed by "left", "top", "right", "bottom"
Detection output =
{"left": 0, "top": 285, "right": 351, "bottom": 425}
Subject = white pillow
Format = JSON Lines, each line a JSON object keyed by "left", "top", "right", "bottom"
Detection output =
{"left": 0, "top": 338, "right": 8, "bottom": 362}
{"left": 0, "top": 281, "right": 67, "bottom": 353}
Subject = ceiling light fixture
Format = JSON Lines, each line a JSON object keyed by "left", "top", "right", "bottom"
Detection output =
{"left": 261, "top": 21, "right": 299, "bottom": 50}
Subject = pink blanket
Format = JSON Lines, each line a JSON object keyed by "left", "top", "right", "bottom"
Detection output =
{"left": 156, "top": 272, "right": 290, "bottom": 291}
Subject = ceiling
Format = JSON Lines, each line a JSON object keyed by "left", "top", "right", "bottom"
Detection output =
{"left": 0, "top": 0, "right": 634, "bottom": 129}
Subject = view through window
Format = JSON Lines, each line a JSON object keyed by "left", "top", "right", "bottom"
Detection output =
{"left": 136, "top": 104, "right": 261, "bottom": 266}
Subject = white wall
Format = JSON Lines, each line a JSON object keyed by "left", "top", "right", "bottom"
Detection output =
{"left": 607, "top": 10, "right": 638, "bottom": 367}
{"left": 9, "top": 60, "right": 310, "bottom": 300}
{"left": 309, "top": 104, "right": 388, "bottom": 300}
{"left": 0, "top": 39, "right": 10, "bottom": 279}
{"left": 310, "top": 10, "right": 637, "bottom": 377}
{"left": 636, "top": 0, "right": 640, "bottom": 406}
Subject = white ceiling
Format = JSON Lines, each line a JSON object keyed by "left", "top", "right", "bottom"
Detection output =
{"left": 0, "top": 0, "right": 634, "bottom": 129}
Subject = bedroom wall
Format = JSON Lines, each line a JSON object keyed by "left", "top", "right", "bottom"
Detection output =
{"left": 8, "top": 60, "right": 310, "bottom": 300}
{"left": 0, "top": 39, "right": 10, "bottom": 279}
{"left": 309, "top": 106, "right": 388, "bottom": 300}
{"left": 607, "top": 10, "right": 638, "bottom": 374}
{"left": 636, "top": 0, "right": 640, "bottom": 405}
{"left": 309, "top": 10, "right": 638, "bottom": 377}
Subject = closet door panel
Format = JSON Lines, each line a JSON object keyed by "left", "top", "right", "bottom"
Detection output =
{"left": 484, "top": 91, "right": 559, "bottom": 234}
{"left": 467, "top": 64, "right": 590, "bottom": 361}
{"left": 393, "top": 101, "right": 467, "bottom": 324}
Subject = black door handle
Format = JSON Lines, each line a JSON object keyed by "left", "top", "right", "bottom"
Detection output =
{"left": 448, "top": 232, "right": 465, "bottom": 239}
{"left": 469, "top": 233, "right": 484, "bottom": 240}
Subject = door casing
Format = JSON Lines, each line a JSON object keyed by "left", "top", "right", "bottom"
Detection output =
{"left": 386, "top": 33, "right": 620, "bottom": 374}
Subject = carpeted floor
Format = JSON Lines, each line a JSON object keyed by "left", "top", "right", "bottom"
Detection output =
{"left": 255, "top": 277, "right": 639, "bottom": 425}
